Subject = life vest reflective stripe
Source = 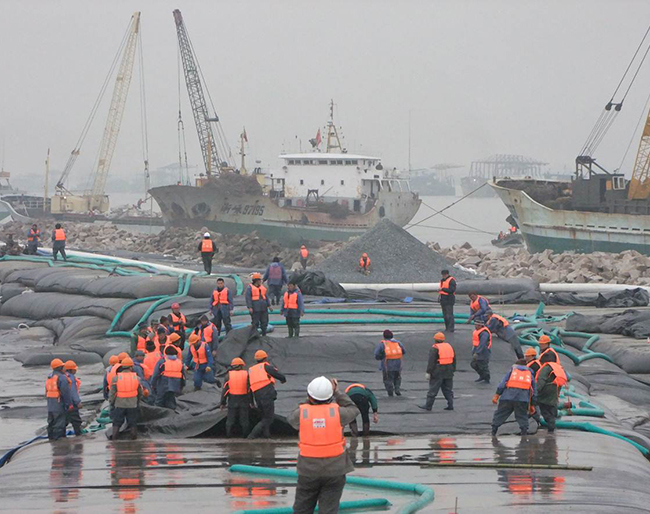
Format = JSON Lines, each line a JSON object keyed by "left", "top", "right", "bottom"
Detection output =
{"left": 345, "top": 383, "right": 366, "bottom": 393}
{"left": 116, "top": 372, "right": 140, "bottom": 398}
{"left": 382, "top": 339, "right": 403, "bottom": 360}
{"left": 227, "top": 369, "right": 249, "bottom": 395}
{"left": 249, "top": 362, "right": 275, "bottom": 392}
{"left": 170, "top": 312, "right": 186, "bottom": 328}
{"left": 106, "top": 363, "right": 120, "bottom": 391}
{"left": 143, "top": 351, "right": 161, "bottom": 376}
{"left": 433, "top": 342, "right": 454, "bottom": 365}
{"left": 359, "top": 257, "right": 371, "bottom": 268}
{"left": 284, "top": 291, "right": 298, "bottom": 310}
{"left": 268, "top": 264, "right": 282, "bottom": 280}
{"left": 201, "top": 324, "right": 215, "bottom": 343}
{"left": 54, "top": 228, "right": 66, "bottom": 241}
{"left": 536, "top": 362, "right": 568, "bottom": 387}
{"left": 491, "top": 313, "right": 509, "bottom": 328}
{"left": 212, "top": 288, "right": 230, "bottom": 306}
{"left": 506, "top": 367, "right": 533, "bottom": 390}
{"left": 300, "top": 248, "right": 309, "bottom": 259}
{"left": 470, "top": 295, "right": 489, "bottom": 313}
{"left": 45, "top": 375, "right": 60, "bottom": 399}
{"left": 250, "top": 285, "right": 267, "bottom": 301}
{"left": 299, "top": 403, "right": 346, "bottom": 458}
{"left": 28, "top": 229, "right": 40, "bottom": 241}
{"left": 201, "top": 239, "right": 214, "bottom": 252}
{"left": 539, "top": 347, "right": 560, "bottom": 362}
{"left": 472, "top": 327, "right": 492, "bottom": 348}
{"left": 439, "top": 276, "right": 455, "bottom": 296}
{"left": 190, "top": 342, "right": 209, "bottom": 365}
{"left": 162, "top": 359, "right": 183, "bottom": 379}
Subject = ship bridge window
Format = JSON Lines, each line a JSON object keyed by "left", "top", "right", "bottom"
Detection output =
{"left": 288, "top": 159, "right": 297, "bottom": 165}
{"left": 321, "top": 179, "right": 325, "bottom": 185}
{"left": 318, "top": 160, "right": 328, "bottom": 165}
{"left": 302, "top": 159, "right": 313, "bottom": 165}
{"left": 612, "top": 176, "right": 626, "bottom": 190}
{"left": 345, "top": 160, "right": 352, "bottom": 165}
{"left": 300, "top": 179, "right": 304, "bottom": 185}
{"left": 336, "top": 160, "right": 343, "bottom": 165}
{"left": 341, "top": 180, "right": 345, "bottom": 185}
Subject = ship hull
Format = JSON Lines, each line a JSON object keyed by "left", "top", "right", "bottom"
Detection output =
{"left": 149, "top": 184, "right": 421, "bottom": 245}
{"left": 491, "top": 180, "right": 650, "bottom": 255}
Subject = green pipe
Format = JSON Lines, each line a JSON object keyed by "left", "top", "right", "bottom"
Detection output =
{"left": 233, "top": 498, "right": 390, "bottom": 514}
{"left": 558, "top": 407, "right": 605, "bottom": 418}
{"left": 230, "top": 465, "right": 434, "bottom": 514}
{"left": 551, "top": 421, "right": 649, "bottom": 456}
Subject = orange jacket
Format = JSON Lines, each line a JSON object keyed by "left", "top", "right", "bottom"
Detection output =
{"left": 299, "top": 403, "right": 346, "bottom": 458}
{"left": 54, "top": 228, "right": 66, "bottom": 241}
{"left": 472, "top": 327, "right": 492, "bottom": 348}
{"left": 439, "top": 276, "right": 455, "bottom": 296}
{"left": 201, "top": 239, "right": 214, "bottom": 253}
{"left": 300, "top": 248, "right": 309, "bottom": 259}
{"left": 250, "top": 285, "right": 267, "bottom": 301}
{"left": 45, "top": 375, "right": 60, "bottom": 398}
{"left": 359, "top": 256, "right": 371, "bottom": 269}
{"left": 190, "top": 342, "right": 209, "bottom": 366}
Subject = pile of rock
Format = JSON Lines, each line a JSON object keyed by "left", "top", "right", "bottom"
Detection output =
{"left": 431, "top": 242, "right": 650, "bottom": 285}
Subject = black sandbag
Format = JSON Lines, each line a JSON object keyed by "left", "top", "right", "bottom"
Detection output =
{"left": 455, "top": 278, "right": 538, "bottom": 295}
{"left": 0, "top": 260, "right": 49, "bottom": 282}
{"left": 35, "top": 317, "right": 112, "bottom": 343}
{"left": 16, "top": 350, "right": 103, "bottom": 366}
{"left": 82, "top": 275, "right": 180, "bottom": 299}
{"left": 1, "top": 292, "right": 125, "bottom": 321}
{"left": 567, "top": 310, "right": 650, "bottom": 339}
{"left": 0, "top": 283, "right": 30, "bottom": 303}
{"left": 544, "top": 288, "right": 649, "bottom": 308}
{"left": 288, "top": 271, "right": 346, "bottom": 297}
{"left": 32, "top": 269, "right": 111, "bottom": 294}
{"left": 187, "top": 276, "right": 238, "bottom": 299}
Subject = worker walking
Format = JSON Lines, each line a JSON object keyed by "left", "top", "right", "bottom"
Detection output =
{"left": 248, "top": 350, "right": 286, "bottom": 439}
{"left": 538, "top": 335, "right": 559, "bottom": 362}
{"left": 246, "top": 273, "right": 272, "bottom": 336}
{"left": 46, "top": 358, "right": 72, "bottom": 441}
{"left": 169, "top": 302, "right": 187, "bottom": 348}
{"left": 27, "top": 224, "right": 40, "bottom": 255}
{"left": 211, "top": 277, "right": 233, "bottom": 336}
{"left": 185, "top": 332, "right": 216, "bottom": 390}
{"left": 198, "top": 232, "right": 217, "bottom": 275}
{"left": 439, "top": 269, "right": 456, "bottom": 332}
{"left": 281, "top": 282, "right": 304, "bottom": 338}
{"left": 287, "top": 376, "right": 359, "bottom": 514}
{"left": 535, "top": 354, "right": 567, "bottom": 433}
{"left": 492, "top": 359, "right": 537, "bottom": 436}
{"left": 471, "top": 320, "right": 492, "bottom": 384}
{"left": 64, "top": 360, "right": 83, "bottom": 436}
{"left": 220, "top": 357, "right": 251, "bottom": 437}
{"left": 151, "top": 346, "right": 186, "bottom": 409}
{"left": 263, "top": 256, "right": 288, "bottom": 306}
{"left": 374, "top": 330, "right": 405, "bottom": 397}
{"left": 52, "top": 223, "right": 67, "bottom": 262}
{"left": 467, "top": 293, "right": 491, "bottom": 324}
{"left": 358, "top": 252, "right": 371, "bottom": 275}
{"left": 419, "top": 332, "right": 455, "bottom": 411}
{"left": 109, "top": 358, "right": 145, "bottom": 440}
{"left": 345, "top": 383, "right": 379, "bottom": 437}
{"left": 486, "top": 311, "right": 524, "bottom": 359}
{"left": 299, "top": 244, "right": 309, "bottom": 270}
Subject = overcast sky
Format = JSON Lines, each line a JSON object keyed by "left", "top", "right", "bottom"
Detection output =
{"left": 2, "top": 0, "right": 650, "bottom": 192}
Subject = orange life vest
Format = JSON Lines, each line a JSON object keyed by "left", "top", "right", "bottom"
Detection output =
{"left": 190, "top": 342, "right": 209, "bottom": 365}
{"left": 382, "top": 339, "right": 403, "bottom": 360}
{"left": 359, "top": 256, "right": 371, "bottom": 269}
{"left": 300, "top": 248, "right": 309, "bottom": 259}
{"left": 439, "top": 276, "right": 455, "bottom": 296}
{"left": 227, "top": 369, "right": 249, "bottom": 395}
{"left": 527, "top": 360, "right": 541, "bottom": 375}
{"left": 212, "top": 288, "right": 230, "bottom": 306}
{"left": 163, "top": 344, "right": 182, "bottom": 358}
{"left": 510, "top": 226, "right": 517, "bottom": 233}
{"left": 54, "top": 228, "right": 66, "bottom": 241}
{"left": 143, "top": 350, "right": 161, "bottom": 376}
{"left": 201, "top": 323, "right": 215, "bottom": 344}
{"left": 433, "top": 342, "right": 454, "bottom": 365}
{"left": 491, "top": 313, "right": 509, "bottom": 328}
{"left": 201, "top": 239, "right": 214, "bottom": 252}
{"left": 136, "top": 335, "right": 148, "bottom": 352}
{"left": 284, "top": 291, "right": 299, "bottom": 310}
{"left": 170, "top": 312, "right": 186, "bottom": 329}
{"left": 45, "top": 375, "right": 60, "bottom": 399}
{"left": 162, "top": 358, "right": 183, "bottom": 379}
{"left": 506, "top": 367, "right": 533, "bottom": 390}
{"left": 249, "top": 362, "right": 275, "bottom": 392}
{"left": 345, "top": 383, "right": 366, "bottom": 393}
{"left": 472, "top": 327, "right": 492, "bottom": 348}
{"left": 140, "top": 362, "right": 153, "bottom": 381}
{"left": 470, "top": 295, "right": 489, "bottom": 313}
{"left": 299, "top": 403, "right": 346, "bottom": 458}
{"left": 106, "top": 363, "right": 120, "bottom": 392}
{"left": 116, "top": 372, "right": 140, "bottom": 398}
{"left": 28, "top": 229, "right": 40, "bottom": 242}
{"left": 539, "top": 347, "right": 560, "bottom": 362}
{"left": 536, "top": 362, "right": 568, "bottom": 387}
{"left": 250, "top": 285, "right": 267, "bottom": 301}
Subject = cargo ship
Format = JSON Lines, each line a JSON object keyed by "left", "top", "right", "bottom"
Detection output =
{"left": 462, "top": 154, "right": 549, "bottom": 198}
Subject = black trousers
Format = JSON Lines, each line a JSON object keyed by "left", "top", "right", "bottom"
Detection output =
{"left": 251, "top": 310, "right": 269, "bottom": 336}
{"left": 426, "top": 377, "right": 454, "bottom": 409}
{"left": 539, "top": 403, "right": 558, "bottom": 432}
{"left": 268, "top": 285, "right": 282, "bottom": 305}
{"left": 349, "top": 394, "right": 370, "bottom": 424}
{"left": 248, "top": 396, "right": 275, "bottom": 438}
{"left": 440, "top": 300, "right": 455, "bottom": 332}
{"left": 287, "top": 317, "right": 301, "bottom": 337}
{"left": 52, "top": 243, "right": 67, "bottom": 261}
{"left": 66, "top": 407, "right": 83, "bottom": 436}
{"left": 47, "top": 411, "right": 67, "bottom": 440}
{"left": 293, "top": 474, "right": 346, "bottom": 514}
{"left": 111, "top": 407, "right": 139, "bottom": 429}
{"left": 226, "top": 402, "right": 250, "bottom": 437}
{"left": 213, "top": 309, "right": 232, "bottom": 334}
{"left": 382, "top": 369, "right": 401, "bottom": 395}
{"left": 471, "top": 359, "right": 490, "bottom": 382}
{"left": 201, "top": 253, "right": 213, "bottom": 275}
{"left": 492, "top": 400, "right": 529, "bottom": 434}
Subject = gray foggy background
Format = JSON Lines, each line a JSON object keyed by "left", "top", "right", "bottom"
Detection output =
{"left": 2, "top": 0, "right": 650, "bottom": 196}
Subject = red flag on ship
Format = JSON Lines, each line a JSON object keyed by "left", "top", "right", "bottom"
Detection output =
{"left": 315, "top": 128, "right": 322, "bottom": 147}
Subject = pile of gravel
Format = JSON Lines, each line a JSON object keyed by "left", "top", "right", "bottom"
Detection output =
{"left": 313, "top": 219, "right": 478, "bottom": 283}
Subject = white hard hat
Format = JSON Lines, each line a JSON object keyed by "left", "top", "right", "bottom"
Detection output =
{"left": 307, "top": 376, "right": 334, "bottom": 401}
{"left": 203, "top": 232, "right": 210, "bottom": 238}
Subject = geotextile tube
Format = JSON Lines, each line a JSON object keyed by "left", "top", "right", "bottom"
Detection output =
{"left": 229, "top": 465, "right": 434, "bottom": 514}
{"left": 231, "top": 498, "right": 391, "bottom": 514}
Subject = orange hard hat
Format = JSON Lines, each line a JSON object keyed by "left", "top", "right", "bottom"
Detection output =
{"left": 231, "top": 357, "right": 245, "bottom": 367}
{"left": 362, "top": 253, "right": 368, "bottom": 258}
{"left": 171, "top": 302, "right": 180, "bottom": 309}
{"left": 539, "top": 335, "right": 551, "bottom": 345}
{"left": 251, "top": 272, "right": 262, "bottom": 280}
{"left": 300, "top": 244, "right": 306, "bottom": 248}
{"left": 168, "top": 333, "right": 181, "bottom": 343}
{"left": 188, "top": 333, "right": 200, "bottom": 344}
{"left": 64, "top": 360, "right": 77, "bottom": 371}
{"left": 50, "top": 358, "right": 64, "bottom": 369}
{"left": 254, "top": 350, "right": 268, "bottom": 361}
{"left": 118, "top": 352, "right": 129, "bottom": 362}
{"left": 525, "top": 348, "right": 538, "bottom": 357}
{"left": 109, "top": 355, "right": 119, "bottom": 365}
{"left": 121, "top": 357, "right": 134, "bottom": 367}
{"left": 433, "top": 332, "right": 446, "bottom": 342}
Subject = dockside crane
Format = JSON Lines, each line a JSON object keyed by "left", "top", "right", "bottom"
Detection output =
{"left": 628, "top": 107, "right": 650, "bottom": 200}
{"left": 173, "top": 9, "right": 232, "bottom": 178}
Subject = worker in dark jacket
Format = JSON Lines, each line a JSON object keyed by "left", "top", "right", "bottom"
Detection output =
{"left": 438, "top": 270, "right": 456, "bottom": 332}
{"left": 374, "top": 330, "right": 406, "bottom": 397}
{"left": 151, "top": 346, "right": 186, "bottom": 409}
{"left": 486, "top": 311, "right": 524, "bottom": 359}
{"left": 210, "top": 278, "right": 233, "bottom": 335}
{"left": 344, "top": 383, "right": 379, "bottom": 437}
{"left": 64, "top": 360, "right": 83, "bottom": 436}
{"left": 535, "top": 353, "right": 567, "bottom": 433}
{"left": 287, "top": 377, "right": 359, "bottom": 514}
{"left": 197, "top": 232, "right": 217, "bottom": 275}
{"left": 263, "top": 256, "right": 288, "bottom": 306}
{"left": 281, "top": 282, "right": 304, "bottom": 337}
{"left": 247, "top": 350, "right": 286, "bottom": 439}
{"left": 220, "top": 357, "right": 252, "bottom": 437}
{"left": 467, "top": 293, "right": 491, "bottom": 324}
{"left": 27, "top": 224, "right": 40, "bottom": 255}
{"left": 492, "top": 359, "right": 537, "bottom": 436}
{"left": 51, "top": 223, "right": 67, "bottom": 261}
{"left": 419, "top": 332, "right": 456, "bottom": 411}
{"left": 538, "top": 335, "right": 560, "bottom": 362}
{"left": 46, "top": 358, "right": 73, "bottom": 441}
{"left": 109, "top": 358, "right": 145, "bottom": 440}
{"left": 246, "top": 273, "right": 272, "bottom": 336}
{"left": 471, "top": 320, "right": 492, "bottom": 384}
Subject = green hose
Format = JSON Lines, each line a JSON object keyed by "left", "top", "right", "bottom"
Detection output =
{"left": 232, "top": 498, "right": 390, "bottom": 514}
{"left": 550, "top": 420, "right": 649, "bottom": 456}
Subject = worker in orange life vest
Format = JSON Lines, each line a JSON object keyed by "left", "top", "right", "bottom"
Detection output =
{"left": 197, "top": 232, "right": 217, "bottom": 275}
{"left": 133, "top": 350, "right": 153, "bottom": 400}
{"left": 419, "top": 332, "right": 456, "bottom": 411}
{"left": 538, "top": 335, "right": 559, "bottom": 363}
{"left": 468, "top": 292, "right": 491, "bottom": 324}
{"left": 535, "top": 353, "right": 567, "bottom": 433}
{"left": 131, "top": 322, "right": 151, "bottom": 355}
{"left": 246, "top": 273, "right": 273, "bottom": 336}
{"left": 168, "top": 302, "right": 187, "bottom": 348}
{"left": 439, "top": 269, "right": 456, "bottom": 332}
{"left": 151, "top": 345, "right": 186, "bottom": 409}
{"left": 287, "top": 376, "right": 359, "bottom": 514}
{"left": 46, "top": 358, "right": 73, "bottom": 441}
{"left": 485, "top": 310, "right": 524, "bottom": 359}
{"left": 51, "top": 223, "right": 67, "bottom": 262}
{"left": 492, "top": 359, "right": 537, "bottom": 436}
{"left": 247, "top": 350, "right": 286, "bottom": 439}
{"left": 211, "top": 277, "right": 233, "bottom": 335}
{"left": 27, "top": 223, "right": 40, "bottom": 254}
{"left": 184, "top": 332, "right": 216, "bottom": 390}
{"left": 281, "top": 282, "right": 304, "bottom": 338}
{"left": 374, "top": 330, "right": 406, "bottom": 397}
{"left": 109, "top": 357, "right": 145, "bottom": 440}
{"left": 102, "top": 355, "right": 120, "bottom": 400}
{"left": 263, "top": 256, "right": 288, "bottom": 306}
{"left": 197, "top": 314, "right": 218, "bottom": 353}
{"left": 299, "top": 244, "right": 309, "bottom": 270}
{"left": 471, "top": 320, "right": 492, "bottom": 384}
{"left": 358, "top": 253, "right": 371, "bottom": 275}
{"left": 64, "top": 360, "right": 83, "bottom": 436}
{"left": 220, "top": 357, "right": 252, "bottom": 437}
{"left": 345, "top": 383, "right": 379, "bottom": 437}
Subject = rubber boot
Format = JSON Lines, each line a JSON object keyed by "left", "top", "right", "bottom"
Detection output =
{"left": 111, "top": 426, "right": 120, "bottom": 441}
{"left": 362, "top": 422, "right": 370, "bottom": 437}
{"left": 350, "top": 421, "right": 359, "bottom": 437}
{"left": 129, "top": 427, "right": 138, "bottom": 440}
{"left": 294, "top": 325, "right": 300, "bottom": 337}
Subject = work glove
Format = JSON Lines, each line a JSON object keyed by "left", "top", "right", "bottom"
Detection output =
{"left": 492, "top": 394, "right": 500, "bottom": 405}
{"left": 528, "top": 404, "right": 536, "bottom": 415}
{"left": 206, "top": 367, "right": 212, "bottom": 373}
{"left": 373, "top": 412, "right": 379, "bottom": 424}
{"left": 143, "top": 389, "right": 150, "bottom": 398}
{"left": 425, "top": 373, "right": 430, "bottom": 380}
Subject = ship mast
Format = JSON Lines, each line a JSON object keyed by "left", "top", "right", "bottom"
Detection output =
{"left": 326, "top": 99, "right": 343, "bottom": 153}
{"left": 239, "top": 128, "right": 248, "bottom": 175}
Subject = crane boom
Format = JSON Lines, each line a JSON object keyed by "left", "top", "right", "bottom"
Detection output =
{"left": 173, "top": 9, "right": 226, "bottom": 177}
{"left": 88, "top": 12, "right": 140, "bottom": 210}
{"left": 628, "top": 105, "right": 650, "bottom": 199}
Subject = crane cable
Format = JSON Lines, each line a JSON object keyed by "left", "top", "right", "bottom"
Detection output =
{"left": 617, "top": 86, "right": 650, "bottom": 171}
{"left": 137, "top": 27, "right": 150, "bottom": 199}
{"left": 176, "top": 43, "right": 190, "bottom": 185}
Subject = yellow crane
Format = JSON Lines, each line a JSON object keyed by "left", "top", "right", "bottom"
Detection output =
{"left": 628, "top": 105, "right": 650, "bottom": 200}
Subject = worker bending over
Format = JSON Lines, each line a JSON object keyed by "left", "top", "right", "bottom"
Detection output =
{"left": 246, "top": 273, "right": 272, "bottom": 336}
{"left": 281, "top": 282, "right": 304, "bottom": 338}
{"left": 471, "top": 320, "right": 492, "bottom": 384}
{"left": 220, "top": 358, "right": 251, "bottom": 437}
{"left": 211, "top": 278, "right": 233, "bottom": 336}
{"left": 374, "top": 330, "right": 405, "bottom": 397}
{"left": 185, "top": 332, "right": 216, "bottom": 390}
{"left": 439, "top": 269, "right": 456, "bottom": 332}
{"left": 52, "top": 223, "right": 67, "bottom": 262}
{"left": 299, "top": 245, "right": 309, "bottom": 269}
{"left": 198, "top": 232, "right": 217, "bottom": 275}
{"left": 486, "top": 311, "right": 524, "bottom": 359}
{"left": 263, "top": 256, "right": 288, "bottom": 306}
{"left": 248, "top": 350, "right": 286, "bottom": 439}
{"left": 535, "top": 353, "right": 567, "bottom": 433}
{"left": 345, "top": 383, "right": 379, "bottom": 437}
{"left": 109, "top": 358, "right": 145, "bottom": 440}
{"left": 467, "top": 293, "right": 491, "bottom": 324}
{"left": 492, "top": 359, "right": 537, "bottom": 436}
{"left": 46, "top": 359, "right": 73, "bottom": 441}
{"left": 287, "top": 377, "right": 359, "bottom": 514}
{"left": 64, "top": 360, "right": 83, "bottom": 436}
{"left": 419, "top": 332, "right": 455, "bottom": 411}
{"left": 358, "top": 253, "right": 371, "bottom": 275}
{"left": 152, "top": 346, "right": 186, "bottom": 409}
